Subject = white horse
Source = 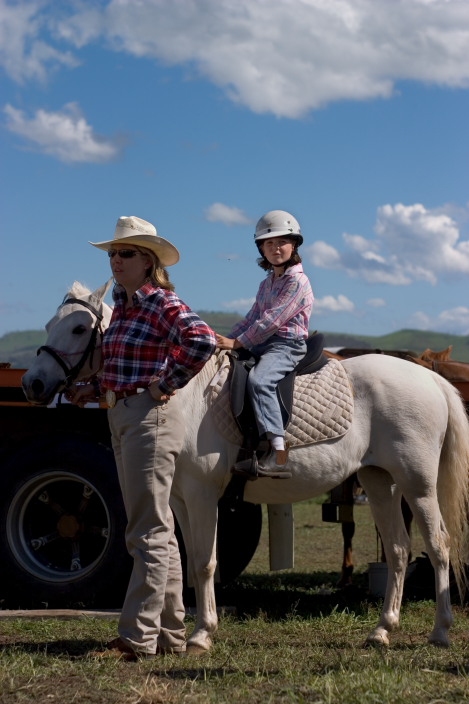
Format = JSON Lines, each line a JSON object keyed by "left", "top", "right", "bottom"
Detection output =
{"left": 22, "top": 282, "right": 469, "bottom": 653}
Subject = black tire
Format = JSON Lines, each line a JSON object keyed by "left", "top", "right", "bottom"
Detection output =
{"left": 216, "top": 498, "right": 262, "bottom": 583}
{"left": 0, "top": 435, "right": 131, "bottom": 609}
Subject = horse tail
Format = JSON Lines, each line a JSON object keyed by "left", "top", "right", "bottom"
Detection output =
{"left": 435, "top": 375, "right": 469, "bottom": 600}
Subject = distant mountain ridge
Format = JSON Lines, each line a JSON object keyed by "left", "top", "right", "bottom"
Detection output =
{"left": 320, "top": 329, "right": 469, "bottom": 362}
{"left": 1, "top": 314, "right": 468, "bottom": 368}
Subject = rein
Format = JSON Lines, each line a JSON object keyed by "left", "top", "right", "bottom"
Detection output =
{"left": 36, "top": 297, "right": 104, "bottom": 389}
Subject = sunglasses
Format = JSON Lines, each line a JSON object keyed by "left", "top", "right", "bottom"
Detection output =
{"left": 107, "top": 249, "right": 140, "bottom": 259}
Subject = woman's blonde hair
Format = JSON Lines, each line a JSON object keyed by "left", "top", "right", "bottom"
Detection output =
{"left": 138, "top": 247, "right": 175, "bottom": 291}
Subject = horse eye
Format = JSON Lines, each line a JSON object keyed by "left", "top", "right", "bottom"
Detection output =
{"left": 72, "top": 325, "right": 87, "bottom": 335}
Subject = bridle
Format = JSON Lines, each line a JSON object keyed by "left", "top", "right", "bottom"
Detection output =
{"left": 36, "top": 297, "right": 105, "bottom": 389}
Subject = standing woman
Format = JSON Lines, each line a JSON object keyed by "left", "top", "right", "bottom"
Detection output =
{"left": 69, "top": 216, "right": 217, "bottom": 659}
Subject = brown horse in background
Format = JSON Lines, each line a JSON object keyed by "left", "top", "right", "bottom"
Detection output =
{"left": 409, "top": 346, "right": 469, "bottom": 386}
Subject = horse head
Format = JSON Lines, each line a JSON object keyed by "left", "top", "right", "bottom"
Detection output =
{"left": 419, "top": 346, "right": 453, "bottom": 362}
{"left": 22, "top": 280, "right": 113, "bottom": 405}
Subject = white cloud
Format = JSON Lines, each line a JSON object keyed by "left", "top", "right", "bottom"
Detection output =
{"left": 314, "top": 294, "right": 355, "bottom": 314}
{"left": 51, "top": 7, "right": 104, "bottom": 48}
{"left": 306, "top": 202, "right": 469, "bottom": 286}
{"left": 3, "top": 1, "right": 469, "bottom": 117}
{"left": 342, "top": 233, "right": 378, "bottom": 254}
{"left": 375, "top": 203, "right": 469, "bottom": 282}
{"left": 436, "top": 307, "right": 469, "bottom": 335}
{"left": 205, "top": 203, "right": 252, "bottom": 226}
{"left": 367, "top": 298, "right": 386, "bottom": 308}
{"left": 409, "top": 306, "right": 469, "bottom": 335}
{"left": 306, "top": 241, "right": 342, "bottom": 269}
{"left": 408, "top": 311, "right": 433, "bottom": 331}
{"left": 0, "top": 1, "right": 78, "bottom": 82}
{"left": 3, "top": 102, "right": 123, "bottom": 163}
{"left": 222, "top": 297, "right": 255, "bottom": 313}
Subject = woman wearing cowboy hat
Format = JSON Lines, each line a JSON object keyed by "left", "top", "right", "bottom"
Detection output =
{"left": 69, "top": 215, "right": 216, "bottom": 660}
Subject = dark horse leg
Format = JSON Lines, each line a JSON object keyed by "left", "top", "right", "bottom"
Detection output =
{"left": 329, "top": 475, "right": 356, "bottom": 587}
{"left": 338, "top": 520, "right": 355, "bottom": 587}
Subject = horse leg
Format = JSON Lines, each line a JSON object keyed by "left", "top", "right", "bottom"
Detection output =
{"left": 358, "top": 466, "right": 410, "bottom": 647}
{"left": 172, "top": 480, "right": 220, "bottom": 654}
{"left": 331, "top": 475, "right": 356, "bottom": 587}
{"left": 402, "top": 493, "right": 452, "bottom": 646}
{"left": 378, "top": 497, "right": 413, "bottom": 562}
{"left": 337, "top": 521, "right": 355, "bottom": 587}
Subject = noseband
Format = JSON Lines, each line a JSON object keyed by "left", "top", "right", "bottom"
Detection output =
{"left": 36, "top": 297, "right": 104, "bottom": 389}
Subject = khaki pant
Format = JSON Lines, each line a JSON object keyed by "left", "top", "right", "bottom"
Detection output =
{"left": 108, "top": 390, "right": 186, "bottom": 655}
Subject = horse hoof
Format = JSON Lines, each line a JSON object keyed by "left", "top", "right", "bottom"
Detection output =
{"left": 428, "top": 637, "right": 450, "bottom": 648}
{"left": 336, "top": 577, "right": 353, "bottom": 589}
{"left": 428, "top": 627, "right": 450, "bottom": 647}
{"left": 363, "top": 635, "right": 389, "bottom": 648}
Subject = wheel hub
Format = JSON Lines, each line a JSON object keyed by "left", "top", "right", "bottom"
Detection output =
{"left": 57, "top": 513, "right": 81, "bottom": 539}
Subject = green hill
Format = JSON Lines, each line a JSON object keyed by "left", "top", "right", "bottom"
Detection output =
{"left": 322, "top": 329, "right": 469, "bottom": 361}
{"left": 0, "top": 330, "right": 46, "bottom": 369}
{"left": 196, "top": 311, "right": 243, "bottom": 336}
{"left": 1, "top": 317, "right": 468, "bottom": 368}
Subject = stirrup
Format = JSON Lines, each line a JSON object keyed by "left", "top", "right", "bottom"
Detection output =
{"left": 231, "top": 453, "right": 259, "bottom": 481}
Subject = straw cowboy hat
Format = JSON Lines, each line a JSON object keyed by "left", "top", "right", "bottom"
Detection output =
{"left": 90, "top": 216, "right": 180, "bottom": 267}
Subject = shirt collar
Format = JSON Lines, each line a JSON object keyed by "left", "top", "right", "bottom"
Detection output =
{"left": 269, "top": 262, "right": 304, "bottom": 279}
{"left": 113, "top": 280, "right": 158, "bottom": 307}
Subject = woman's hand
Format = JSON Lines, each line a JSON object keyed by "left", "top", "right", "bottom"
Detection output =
{"left": 65, "top": 383, "right": 97, "bottom": 407}
{"left": 148, "top": 380, "right": 175, "bottom": 403}
{"left": 215, "top": 334, "right": 242, "bottom": 350}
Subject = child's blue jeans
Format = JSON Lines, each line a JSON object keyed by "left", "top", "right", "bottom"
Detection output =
{"left": 247, "top": 335, "right": 307, "bottom": 438}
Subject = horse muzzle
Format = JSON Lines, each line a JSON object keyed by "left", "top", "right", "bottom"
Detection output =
{"left": 21, "top": 371, "right": 62, "bottom": 406}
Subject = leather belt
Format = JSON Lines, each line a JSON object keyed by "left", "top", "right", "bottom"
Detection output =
{"left": 105, "top": 388, "right": 146, "bottom": 409}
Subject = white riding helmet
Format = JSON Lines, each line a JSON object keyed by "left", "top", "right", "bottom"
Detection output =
{"left": 254, "top": 210, "right": 303, "bottom": 246}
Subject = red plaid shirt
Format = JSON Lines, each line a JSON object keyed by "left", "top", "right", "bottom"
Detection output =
{"left": 100, "top": 282, "right": 217, "bottom": 395}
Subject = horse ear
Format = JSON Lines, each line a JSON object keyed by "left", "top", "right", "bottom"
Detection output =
{"left": 90, "top": 278, "right": 113, "bottom": 305}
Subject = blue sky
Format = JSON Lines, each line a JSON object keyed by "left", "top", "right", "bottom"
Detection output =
{"left": 1, "top": 0, "right": 469, "bottom": 339}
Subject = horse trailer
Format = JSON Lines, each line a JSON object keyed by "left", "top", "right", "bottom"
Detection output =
{"left": 0, "top": 365, "right": 262, "bottom": 609}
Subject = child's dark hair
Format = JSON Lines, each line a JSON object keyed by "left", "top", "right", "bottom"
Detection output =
{"left": 256, "top": 237, "right": 302, "bottom": 272}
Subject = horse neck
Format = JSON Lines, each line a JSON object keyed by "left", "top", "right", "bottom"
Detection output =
{"left": 178, "top": 352, "right": 225, "bottom": 409}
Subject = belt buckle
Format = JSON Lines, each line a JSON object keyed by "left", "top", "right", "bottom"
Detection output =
{"left": 105, "top": 389, "right": 117, "bottom": 408}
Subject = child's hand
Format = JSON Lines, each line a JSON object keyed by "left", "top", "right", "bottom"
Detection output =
{"left": 215, "top": 334, "right": 242, "bottom": 350}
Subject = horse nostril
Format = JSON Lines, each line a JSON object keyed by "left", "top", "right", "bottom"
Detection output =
{"left": 31, "top": 379, "right": 45, "bottom": 395}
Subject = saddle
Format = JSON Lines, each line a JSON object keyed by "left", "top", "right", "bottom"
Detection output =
{"left": 228, "top": 332, "right": 328, "bottom": 457}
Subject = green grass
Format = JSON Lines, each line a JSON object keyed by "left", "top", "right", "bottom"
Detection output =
{"left": 0, "top": 502, "right": 466, "bottom": 703}
{"left": 1, "top": 608, "right": 469, "bottom": 703}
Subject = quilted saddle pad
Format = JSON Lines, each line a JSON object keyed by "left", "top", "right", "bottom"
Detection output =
{"left": 209, "top": 356, "right": 354, "bottom": 448}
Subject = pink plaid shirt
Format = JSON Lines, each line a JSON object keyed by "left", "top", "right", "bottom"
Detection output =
{"left": 229, "top": 263, "right": 313, "bottom": 349}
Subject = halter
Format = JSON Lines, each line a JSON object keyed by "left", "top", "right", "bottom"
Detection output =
{"left": 36, "top": 297, "right": 105, "bottom": 389}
